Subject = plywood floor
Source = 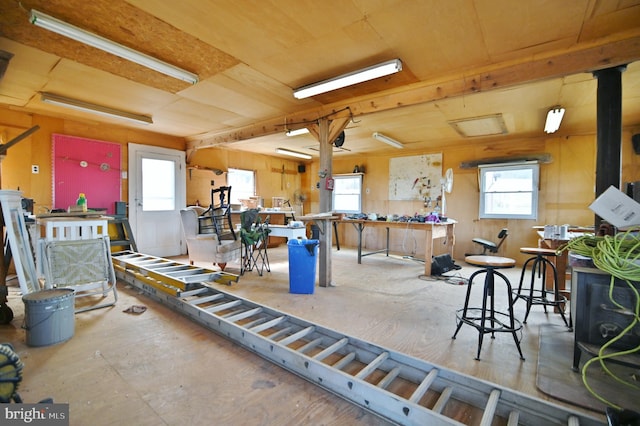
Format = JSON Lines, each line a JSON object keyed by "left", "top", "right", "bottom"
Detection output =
{"left": 0, "top": 245, "right": 606, "bottom": 425}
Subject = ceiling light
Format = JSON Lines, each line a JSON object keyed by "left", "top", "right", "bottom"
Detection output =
{"left": 41, "top": 92, "right": 153, "bottom": 125}
{"left": 372, "top": 132, "right": 404, "bottom": 149}
{"left": 448, "top": 114, "right": 508, "bottom": 137}
{"left": 544, "top": 107, "right": 565, "bottom": 133}
{"left": 286, "top": 128, "right": 310, "bottom": 136}
{"left": 275, "top": 148, "right": 312, "bottom": 160}
{"left": 293, "top": 59, "right": 402, "bottom": 99}
{"left": 30, "top": 10, "right": 199, "bottom": 84}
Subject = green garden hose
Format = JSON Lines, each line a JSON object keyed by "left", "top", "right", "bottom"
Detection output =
{"left": 559, "top": 228, "right": 640, "bottom": 409}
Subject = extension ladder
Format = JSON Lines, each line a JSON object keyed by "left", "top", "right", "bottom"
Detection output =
{"left": 111, "top": 251, "right": 603, "bottom": 426}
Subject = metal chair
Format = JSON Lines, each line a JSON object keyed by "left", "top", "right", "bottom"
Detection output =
{"left": 199, "top": 186, "right": 237, "bottom": 242}
{"left": 468, "top": 228, "right": 508, "bottom": 255}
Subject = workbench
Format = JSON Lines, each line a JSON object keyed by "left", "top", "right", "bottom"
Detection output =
{"left": 339, "top": 218, "right": 456, "bottom": 276}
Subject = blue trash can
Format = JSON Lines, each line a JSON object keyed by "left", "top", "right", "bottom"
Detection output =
{"left": 287, "top": 239, "right": 319, "bottom": 294}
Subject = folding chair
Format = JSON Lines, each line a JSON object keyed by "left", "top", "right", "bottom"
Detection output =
{"left": 240, "top": 210, "right": 271, "bottom": 276}
{"left": 42, "top": 236, "right": 117, "bottom": 313}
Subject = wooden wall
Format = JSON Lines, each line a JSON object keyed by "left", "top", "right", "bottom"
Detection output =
{"left": 0, "top": 106, "right": 184, "bottom": 214}
{"left": 307, "top": 130, "right": 640, "bottom": 264}
{"left": 187, "top": 148, "right": 306, "bottom": 211}
{"left": 2, "top": 104, "right": 639, "bottom": 266}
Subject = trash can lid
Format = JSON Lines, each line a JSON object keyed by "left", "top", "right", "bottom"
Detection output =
{"left": 22, "top": 288, "right": 74, "bottom": 302}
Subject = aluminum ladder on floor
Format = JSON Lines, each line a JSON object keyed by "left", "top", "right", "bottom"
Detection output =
{"left": 111, "top": 250, "right": 239, "bottom": 292}
{"left": 111, "top": 251, "right": 604, "bottom": 426}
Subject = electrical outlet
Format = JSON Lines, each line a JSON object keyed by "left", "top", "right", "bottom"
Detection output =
{"left": 31, "top": 165, "right": 39, "bottom": 174}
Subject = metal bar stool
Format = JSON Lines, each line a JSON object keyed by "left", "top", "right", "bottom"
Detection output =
{"left": 513, "top": 247, "right": 572, "bottom": 329}
{"left": 452, "top": 255, "right": 525, "bottom": 361}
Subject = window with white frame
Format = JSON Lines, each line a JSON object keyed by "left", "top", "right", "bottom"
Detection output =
{"left": 479, "top": 162, "right": 539, "bottom": 220}
{"left": 227, "top": 168, "right": 255, "bottom": 204}
{"left": 332, "top": 174, "right": 363, "bottom": 214}
{"left": 142, "top": 158, "right": 175, "bottom": 211}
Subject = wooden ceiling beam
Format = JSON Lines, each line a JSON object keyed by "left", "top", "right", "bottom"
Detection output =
{"left": 186, "top": 35, "right": 640, "bottom": 155}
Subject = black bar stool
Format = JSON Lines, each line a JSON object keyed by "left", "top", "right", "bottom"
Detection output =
{"left": 513, "top": 247, "right": 572, "bottom": 329}
{"left": 452, "top": 255, "right": 525, "bottom": 361}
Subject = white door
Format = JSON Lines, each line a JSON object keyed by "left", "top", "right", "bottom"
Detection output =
{"left": 128, "top": 143, "right": 186, "bottom": 257}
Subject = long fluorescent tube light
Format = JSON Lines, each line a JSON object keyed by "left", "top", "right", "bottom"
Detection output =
{"left": 275, "top": 148, "right": 312, "bottom": 160}
{"left": 41, "top": 92, "right": 153, "bottom": 125}
{"left": 286, "top": 128, "right": 310, "bottom": 137}
{"left": 293, "top": 59, "right": 402, "bottom": 99}
{"left": 372, "top": 132, "right": 404, "bottom": 149}
{"left": 30, "top": 10, "right": 199, "bottom": 84}
{"left": 544, "top": 107, "right": 565, "bottom": 133}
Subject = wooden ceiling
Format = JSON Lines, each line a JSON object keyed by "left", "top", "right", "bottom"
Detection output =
{"left": 1, "top": 0, "right": 640, "bottom": 160}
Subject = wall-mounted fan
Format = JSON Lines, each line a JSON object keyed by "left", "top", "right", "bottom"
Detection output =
{"left": 441, "top": 168, "right": 453, "bottom": 216}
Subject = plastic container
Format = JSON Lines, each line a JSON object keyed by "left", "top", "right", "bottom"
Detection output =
{"left": 76, "top": 193, "right": 87, "bottom": 212}
{"left": 287, "top": 239, "right": 319, "bottom": 294}
{"left": 22, "top": 288, "right": 75, "bottom": 347}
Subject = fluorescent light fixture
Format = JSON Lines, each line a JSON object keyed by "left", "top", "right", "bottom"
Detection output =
{"left": 41, "top": 92, "right": 153, "bottom": 125}
{"left": 275, "top": 148, "right": 312, "bottom": 160}
{"left": 448, "top": 114, "right": 508, "bottom": 137}
{"left": 544, "top": 107, "right": 565, "bottom": 133}
{"left": 30, "top": 9, "right": 199, "bottom": 84}
{"left": 286, "top": 128, "right": 310, "bottom": 136}
{"left": 372, "top": 132, "right": 404, "bottom": 149}
{"left": 293, "top": 59, "right": 402, "bottom": 99}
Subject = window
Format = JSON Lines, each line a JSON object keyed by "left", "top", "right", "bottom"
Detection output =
{"left": 332, "top": 174, "right": 363, "bottom": 214}
{"left": 142, "top": 158, "right": 175, "bottom": 211}
{"left": 479, "top": 162, "right": 539, "bottom": 220}
{"left": 227, "top": 168, "right": 255, "bottom": 204}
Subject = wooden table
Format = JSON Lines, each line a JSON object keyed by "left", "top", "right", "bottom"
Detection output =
{"left": 267, "top": 225, "right": 306, "bottom": 240}
{"left": 340, "top": 219, "right": 456, "bottom": 276}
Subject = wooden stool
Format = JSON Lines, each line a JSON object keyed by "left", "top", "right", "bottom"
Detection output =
{"left": 513, "top": 247, "right": 571, "bottom": 329}
{"left": 452, "top": 255, "right": 525, "bottom": 361}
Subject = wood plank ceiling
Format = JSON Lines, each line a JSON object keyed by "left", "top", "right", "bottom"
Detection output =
{"left": 0, "top": 0, "right": 639, "bottom": 160}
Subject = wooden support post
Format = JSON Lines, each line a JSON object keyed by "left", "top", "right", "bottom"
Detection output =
{"left": 318, "top": 118, "right": 333, "bottom": 287}
{"left": 593, "top": 65, "right": 626, "bottom": 229}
